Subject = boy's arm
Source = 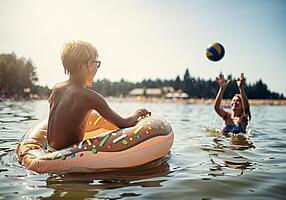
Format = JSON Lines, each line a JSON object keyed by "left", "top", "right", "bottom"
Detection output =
{"left": 85, "top": 90, "right": 149, "bottom": 128}
{"left": 214, "top": 74, "right": 230, "bottom": 119}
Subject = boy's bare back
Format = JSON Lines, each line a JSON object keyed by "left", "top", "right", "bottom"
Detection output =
{"left": 47, "top": 81, "right": 92, "bottom": 149}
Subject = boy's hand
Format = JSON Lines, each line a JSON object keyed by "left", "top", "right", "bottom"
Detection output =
{"left": 236, "top": 73, "right": 245, "bottom": 89}
{"left": 134, "top": 108, "right": 151, "bottom": 120}
{"left": 216, "top": 74, "right": 230, "bottom": 89}
{"left": 128, "top": 108, "right": 151, "bottom": 126}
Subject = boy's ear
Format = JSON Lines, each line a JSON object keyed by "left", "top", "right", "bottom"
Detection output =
{"left": 87, "top": 60, "right": 93, "bottom": 67}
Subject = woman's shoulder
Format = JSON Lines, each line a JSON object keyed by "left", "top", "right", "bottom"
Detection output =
{"left": 240, "top": 113, "right": 250, "bottom": 123}
{"left": 223, "top": 112, "right": 232, "bottom": 120}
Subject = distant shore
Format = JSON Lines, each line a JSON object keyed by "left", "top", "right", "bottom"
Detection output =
{"left": 107, "top": 97, "right": 286, "bottom": 106}
{"left": 1, "top": 96, "right": 286, "bottom": 106}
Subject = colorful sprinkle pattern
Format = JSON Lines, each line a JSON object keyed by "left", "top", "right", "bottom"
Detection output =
{"left": 18, "top": 117, "right": 172, "bottom": 161}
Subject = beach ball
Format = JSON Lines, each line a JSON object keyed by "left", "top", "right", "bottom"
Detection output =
{"left": 206, "top": 42, "right": 225, "bottom": 61}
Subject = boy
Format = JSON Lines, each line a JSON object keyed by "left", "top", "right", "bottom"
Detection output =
{"left": 47, "top": 41, "right": 151, "bottom": 150}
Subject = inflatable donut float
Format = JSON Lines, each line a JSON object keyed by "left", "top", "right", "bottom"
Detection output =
{"left": 16, "top": 112, "right": 174, "bottom": 173}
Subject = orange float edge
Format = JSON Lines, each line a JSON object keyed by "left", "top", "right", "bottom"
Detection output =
{"left": 16, "top": 111, "right": 174, "bottom": 173}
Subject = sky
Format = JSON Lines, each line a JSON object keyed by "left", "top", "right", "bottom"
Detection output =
{"left": 0, "top": 0, "right": 286, "bottom": 95}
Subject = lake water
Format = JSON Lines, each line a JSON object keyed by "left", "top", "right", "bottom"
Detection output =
{"left": 0, "top": 100, "right": 285, "bottom": 199}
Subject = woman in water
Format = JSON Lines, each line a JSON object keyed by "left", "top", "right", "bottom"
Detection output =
{"left": 214, "top": 73, "right": 251, "bottom": 135}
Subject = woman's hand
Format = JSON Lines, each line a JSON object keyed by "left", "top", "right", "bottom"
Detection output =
{"left": 216, "top": 74, "right": 230, "bottom": 89}
{"left": 236, "top": 73, "right": 245, "bottom": 89}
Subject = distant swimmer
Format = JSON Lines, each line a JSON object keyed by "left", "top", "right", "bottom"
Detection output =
{"left": 214, "top": 73, "right": 251, "bottom": 135}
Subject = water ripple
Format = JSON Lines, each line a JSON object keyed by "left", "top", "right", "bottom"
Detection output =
{"left": 0, "top": 101, "right": 286, "bottom": 199}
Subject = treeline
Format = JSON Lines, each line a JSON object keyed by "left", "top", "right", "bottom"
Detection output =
{"left": 0, "top": 53, "right": 284, "bottom": 99}
{"left": 0, "top": 53, "right": 50, "bottom": 99}
{"left": 92, "top": 69, "right": 284, "bottom": 99}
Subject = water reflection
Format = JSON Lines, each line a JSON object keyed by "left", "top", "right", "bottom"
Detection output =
{"left": 207, "top": 151, "right": 253, "bottom": 177}
{"left": 203, "top": 127, "right": 255, "bottom": 177}
{"left": 44, "top": 157, "right": 171, "bottom": 199}
{"left": 204, "top": 127, "right": 255, "bottom": 150}
{"left": 229, "top": 134, "right": 255, "bottom": 150}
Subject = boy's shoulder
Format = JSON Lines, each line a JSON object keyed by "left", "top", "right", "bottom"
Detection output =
{"left": 51, "top": 81, "right": 66, "bottom": 92}
{"left": 55, "top": 81, "right": 96, "bottom": 97}
{"left": 51, "top": 81, "right": 100, "bottom": 101}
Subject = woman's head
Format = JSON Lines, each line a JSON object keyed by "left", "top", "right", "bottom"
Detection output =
{"left": 231, "top": 94, "right": 243, "bottom": 115}
{"left": 231, "top": 94, "right": 251, "bottom": 120}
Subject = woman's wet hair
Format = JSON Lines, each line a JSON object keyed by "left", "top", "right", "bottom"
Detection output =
{"left": 233, "top": 94, "right": 251, "bottom": 121}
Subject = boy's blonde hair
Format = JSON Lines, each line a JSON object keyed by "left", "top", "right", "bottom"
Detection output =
{"left": 61, "top": 40, "right": 98, "bottom": 75}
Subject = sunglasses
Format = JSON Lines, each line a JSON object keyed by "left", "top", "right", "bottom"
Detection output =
{"left": 95, "top": 60, "right": 101, "bottom": 68}
{"left": 91, "top": 60, "right": 101, "bottom": 68}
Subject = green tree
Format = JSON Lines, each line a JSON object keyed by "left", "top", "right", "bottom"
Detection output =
{"left": 0, "top": 53, "right": 38, "bottom": 98}
{"left": 183, "top": 68, "right": 192, "bottom": 96}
